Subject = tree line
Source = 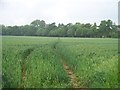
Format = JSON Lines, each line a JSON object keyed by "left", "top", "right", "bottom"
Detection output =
{"left": 1, "top": 19, "right": 119, "bottom": 38}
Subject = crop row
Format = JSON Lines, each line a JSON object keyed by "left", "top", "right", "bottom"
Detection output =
{"left": 56, "top": 39, "right": 118, "bottom": 88}
{"left": 2, "top": 44, "right": 70, "bottom": 88}
{"left": 2, "top": 37, "right": 118, "bottom": 88}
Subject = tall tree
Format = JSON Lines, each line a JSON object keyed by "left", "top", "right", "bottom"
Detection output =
{"left": 31, "top": 20, "right": 46, "bottom": 28}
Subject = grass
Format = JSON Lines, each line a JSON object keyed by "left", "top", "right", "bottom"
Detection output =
{"left": 2, "top": 36, "right": 70, "bottom": 88}
{"left": 56, "top": 38, "right": 118, "bottom": 88}
{"left": 2, "top": 36, "right": 118, "bottom": 88}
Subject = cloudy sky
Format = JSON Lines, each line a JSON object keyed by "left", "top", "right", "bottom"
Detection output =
{"left": 0, "top": 0, "right": 119, "bottom": 26}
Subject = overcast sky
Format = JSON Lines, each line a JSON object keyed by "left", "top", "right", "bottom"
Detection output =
{"left": 0, "top": 0, "right": 119, "bottom": 26}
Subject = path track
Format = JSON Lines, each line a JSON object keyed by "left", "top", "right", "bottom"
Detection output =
{"left": 19, "top": 63, "right": 27, "bottom": 88}
{"left": 61, "top": 60, "right": 80, "bottom": 88}
{"left": 19, "top": 48, "right": 34, "bottom": 88}
{"left": 53, "top": 41, "right": 80, "bottom": 88}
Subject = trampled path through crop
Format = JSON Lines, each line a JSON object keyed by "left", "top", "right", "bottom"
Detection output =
{"left": 19, "top": 48, "right": 35, "bottom": 88}
{"left": 53, "top": 41, "right": 81, "bottom": 88}
{"left": 61, "top": 59, "right": 80, "bottom": 88}
{"left": 19, "top": 42, "right": 82, "bottom": 88}
{"left": 3, "top": 37, "right": 118, "bottom": 88}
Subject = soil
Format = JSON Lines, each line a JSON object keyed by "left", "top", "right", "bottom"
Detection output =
{"left": 61, "top": 60, "right": 80, "bottom": 88}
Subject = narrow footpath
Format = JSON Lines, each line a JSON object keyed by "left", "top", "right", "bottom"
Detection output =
{"left": 61, "top": 60, "right": 80, "bottom": 88}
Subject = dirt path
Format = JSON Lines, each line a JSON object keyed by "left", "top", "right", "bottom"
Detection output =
{"left": 19, "top": 63, "right": 27, "bottom": 88}
{"left": 53, "top": 41, "right": 80, "bottom": 88}
{"left": 19, "top": 48, "right": 35, "bottom": 88}
{"left": 61, "top": 60, "right": 80, "bottom": 88}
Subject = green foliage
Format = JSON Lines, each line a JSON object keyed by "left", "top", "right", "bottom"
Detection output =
{"left": 25, "top": 46, "right": 69, "bottom": 88}
{"left": 2, "top": 19, "right": 118, "bottom": 38}
{"left": 2, "top": 36, "right": 118, "bottom": 88}
{"left": 2, "top": 47, "right": 21, "bottom": 88}
{"left": 2, "top": 36, "right": 69, "bottom": 88}
{"left": 30, "top": 20, "right": 45, "bottom": 28}
{"left": 56, "top": 38, "right": 118, "bottom": 88}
